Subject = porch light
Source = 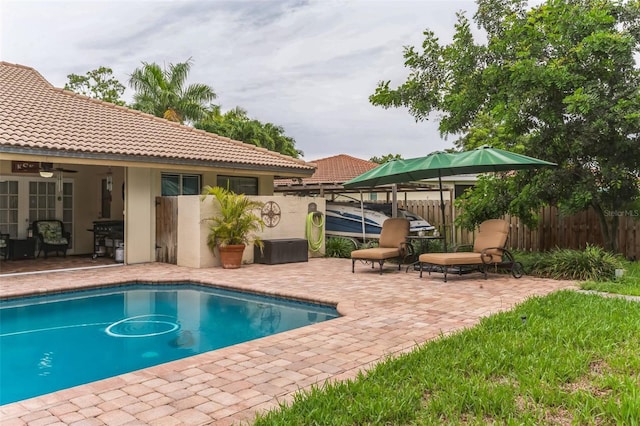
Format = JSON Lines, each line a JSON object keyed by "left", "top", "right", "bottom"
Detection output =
{"left": 39, "top": 170, "right": 54, "bottom": 178}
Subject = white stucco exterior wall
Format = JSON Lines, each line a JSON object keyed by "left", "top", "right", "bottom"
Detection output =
{"left": 176, "top": 195, "right": 325, "bottom": 268}
{"left": 125, "top": 167, "right": 156, "bottom": 264}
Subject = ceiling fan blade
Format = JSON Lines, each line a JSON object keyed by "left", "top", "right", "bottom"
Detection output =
{"left": 40, "top": 162, "right": 54, "bottom": 171}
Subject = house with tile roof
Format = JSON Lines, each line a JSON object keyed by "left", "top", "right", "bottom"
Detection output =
{"left": 0, "top": 62, "right": 315, "bottom": 265}
{"left": 274, "top": 154, "right": 379, "bottom": 195}
{"left": 274, "top": 154, "right": 458, "bottom": 202}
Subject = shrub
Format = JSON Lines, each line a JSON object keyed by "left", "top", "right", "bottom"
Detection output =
{"left": 325, "top": 237, "right": 357, "bottom": 258}
{"left": 581, "top": 260, "right": 640, "bottom": 296}
{"left": 528, "top": 244, "right": 624, "bottom": 281}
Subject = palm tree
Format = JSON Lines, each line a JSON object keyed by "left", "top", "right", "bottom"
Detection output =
{"left": 129, "top": 58, "right": 216, "bottom": 124}
{"left": 196, "top": 107, "right": 303, "bottom": 158}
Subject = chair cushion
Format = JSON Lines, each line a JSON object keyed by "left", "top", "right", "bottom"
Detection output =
{"left": 37, "top": 221, "right": 68, "bottom": 245}
{"left": 473, "top": 219, "right": 509, "bottom": 255}
{"left": 379, "top": 218, "right": 410, "bottom": 248}
{"left": 352, "top": 247, "right": 401, "bottom": 260}
{"left": 419, "top": 252, "right": 503, "bottom": 266}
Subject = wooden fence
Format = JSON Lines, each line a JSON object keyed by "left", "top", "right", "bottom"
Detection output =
{"left": 392, "top": 200, "right": 639, "bottom": 260}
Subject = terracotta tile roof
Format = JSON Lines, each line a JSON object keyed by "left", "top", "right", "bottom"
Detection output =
{"left": 0, "top": 62, "right": 314, "bottom": 175}
{"left": 275, "top": 154, "right": 378, "bottom": 186}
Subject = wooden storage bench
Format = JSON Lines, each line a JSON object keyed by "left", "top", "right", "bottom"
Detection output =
{"left": 254, "top": 238, "right": 308, "bottom": 265}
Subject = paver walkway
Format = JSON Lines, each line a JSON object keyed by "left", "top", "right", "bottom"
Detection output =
{"left": 0, "top": 258, "right": 576, "bottom": 425}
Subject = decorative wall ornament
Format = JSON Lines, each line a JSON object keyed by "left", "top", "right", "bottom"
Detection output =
{"left": 261, "top": 201, "right": 281, "bottom": 228}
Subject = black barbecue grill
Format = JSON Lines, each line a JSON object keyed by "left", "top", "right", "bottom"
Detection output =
{"left": 90, "top": 220, "right": 124, "bottom": 259}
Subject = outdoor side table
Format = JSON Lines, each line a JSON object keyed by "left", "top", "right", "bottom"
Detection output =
{"left": 9, "top": 238, "right": 36, "bottom": 260}
{"left": 405, "top": 235, "right": 445, "bottom": 272}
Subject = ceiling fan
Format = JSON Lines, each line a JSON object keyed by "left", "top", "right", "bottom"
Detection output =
{"left": 39, "top": 162, "right": 78, "bottom": 178}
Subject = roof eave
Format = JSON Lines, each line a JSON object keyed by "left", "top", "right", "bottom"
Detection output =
{"left": 0, "top": 146, "right": 316, "bottom": 177}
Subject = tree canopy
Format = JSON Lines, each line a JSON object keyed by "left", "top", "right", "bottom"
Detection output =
{"left": 66, "top": 60, "right": 301, "bottom": 158}
{"left": 196, "top": 106, "right": 302, "bottom": 158}
{"left": 369, "top": 154, "right": 403, "bottom": 164}
{"left": 370, "top": 0, "right": 640, "bottom": 253}
{"left": 64, "top": 66, "right": 125, "bottom": 106}
{"left": 129, "top": 58, "right": 216, "bottom": 124}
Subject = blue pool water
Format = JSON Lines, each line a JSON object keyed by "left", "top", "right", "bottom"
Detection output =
{"left": 0, "top": 283, "right": 338, "bottom": 405}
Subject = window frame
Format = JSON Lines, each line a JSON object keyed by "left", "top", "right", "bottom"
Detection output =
{"left": 216, "top": 175, "right": 258, "bottom": 195}
{"left": 161, "top": 173, "right": 202, "bottom": 196}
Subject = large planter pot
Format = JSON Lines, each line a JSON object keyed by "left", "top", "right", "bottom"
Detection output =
{"left": 218, "top": 244, "right": 245, "bottom": 269}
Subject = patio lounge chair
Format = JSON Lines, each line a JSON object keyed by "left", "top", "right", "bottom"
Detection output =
{"left": 419, "top": 219, "right": 523, "bottom": 282}
{"left": 351, "top": 218, "right": 411, "bottom": 274}
{"left": 33, "top": 220, "right": 71, "bottom": 258}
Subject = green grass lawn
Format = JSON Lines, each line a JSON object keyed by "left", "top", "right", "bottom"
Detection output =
{"left": 581, "top": 261, "right": 640, "bottom": 297}
{"left": 254, "top": 291, "right": 640, "bottom": 425}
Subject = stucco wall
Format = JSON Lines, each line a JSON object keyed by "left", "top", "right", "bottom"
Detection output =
{"left": 177, "top": 195, "right": 325, "bottom": 268}
{"left": 125, "top": 167, "right": 156, "bottom": 264}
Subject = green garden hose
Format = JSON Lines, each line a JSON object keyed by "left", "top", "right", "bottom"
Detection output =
{"left": 306, "top": 212, "right": 324, "bottom": 252}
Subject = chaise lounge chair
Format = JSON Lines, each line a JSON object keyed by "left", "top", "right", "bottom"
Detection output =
{"left": 351, "top": 218, "right": 411, "bottom": 274}
{"left": 419, "top": 219, "right": 523, "bottom": 282}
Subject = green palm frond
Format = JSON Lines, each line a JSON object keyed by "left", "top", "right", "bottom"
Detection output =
{"left": 129, "top": 58, "right": 217, "bottom": 124}
{"left": 201, "top": 186, "right": 265, "bottom": 251}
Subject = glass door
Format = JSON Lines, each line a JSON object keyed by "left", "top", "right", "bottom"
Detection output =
{"left": 0, "top": 180, "right": 19, "bottom": 237}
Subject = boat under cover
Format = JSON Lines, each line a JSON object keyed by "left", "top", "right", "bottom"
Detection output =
{"left": 325, "top": 202, "right": 435, "bottom": 240}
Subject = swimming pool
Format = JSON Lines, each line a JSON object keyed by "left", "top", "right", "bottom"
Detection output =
{"left": 0, "top": 283, "right": 339, "bottom": 405}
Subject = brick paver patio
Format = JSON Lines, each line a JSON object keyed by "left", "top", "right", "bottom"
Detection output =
{"left": 0, "top": 258, "right": 576, "bottom": 425}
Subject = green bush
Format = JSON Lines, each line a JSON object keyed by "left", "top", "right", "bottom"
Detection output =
{"left": 325, "top": 237, "right": 357, "bottom": 258}
{"left": 528, "top": 244, "right": 624, "bottom": 281}
{"left": 581, "top": 260, "right": 640, "bottom": 296}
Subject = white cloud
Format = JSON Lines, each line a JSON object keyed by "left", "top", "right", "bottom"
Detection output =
{"left": 1, "top": 0, "right": 478, "bottom": 161}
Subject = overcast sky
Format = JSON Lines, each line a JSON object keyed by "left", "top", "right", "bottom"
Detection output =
{"left": 1, "top": 0, "right": 479, "bottom": 162}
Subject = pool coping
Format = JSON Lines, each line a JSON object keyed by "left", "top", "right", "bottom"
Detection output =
{"left": 0, "top": 259, "right": 576, "bottom": 425}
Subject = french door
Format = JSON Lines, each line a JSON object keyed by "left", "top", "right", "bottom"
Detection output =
{"left": 0, "top": 178, "right": 73, "bottom": 246}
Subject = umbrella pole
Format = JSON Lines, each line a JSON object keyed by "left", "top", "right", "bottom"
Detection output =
{"left": 360, "top": 191, "right": 366, "bottom": 242}
{"left": 392, "top": 184, "right": 398, "bottom": 218}
{"left": 439, "top": 173, "right": 447, "bottom": 252}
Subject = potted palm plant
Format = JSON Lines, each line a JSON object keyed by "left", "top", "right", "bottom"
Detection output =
{"left": 201, "top": 185, "right": 265, "bottom": 269}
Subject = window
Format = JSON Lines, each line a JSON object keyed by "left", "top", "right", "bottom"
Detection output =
{"left": 0, "top": 181, "right": 19, "bottom": 237}
{"left": 161, "top": 174, "right": 201, "bottom": 196}
{"left": 29, "top": 181, "right": 56, "bottom": 221}
{"left": 28, "top": 180, "right": 73, "bottom": 248}
{"left": 216, "top": 176, "right": 258, "bottom": 195}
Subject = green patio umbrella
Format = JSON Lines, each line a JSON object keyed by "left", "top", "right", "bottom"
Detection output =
{"left": 343, "top": 146, "right": 556, "bottom": 251}
{"left": 343, "top": 151, "right": 457, "bottom": 188}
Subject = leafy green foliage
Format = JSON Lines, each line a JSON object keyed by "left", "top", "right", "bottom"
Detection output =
{"left": 370, "top": 0, "right": 640, "bottom": 253}
{"left": 64, "top": 66, "right": 125, "bottom": 105}
{"left": 196, "top": 106, "right": 302, "bottom": 158}
{"left": 254, "top": 291, "right": 640, "bottom": 424}
{"left": 521, "top": 245, "right": 624, "bottom": 281}
{"left": 200, "top": 186, "right": 264, "bottom": 250}
{"left": 324, "top": 237, "right": 356, "bottom": 258}
{"left": 369, "top": 153, "right": 403, "bottom": 164}
{"left": 129, "top": 58, "right": 216, "bottom": 124}
{"left": 581, "top": 260, "right": 640, "bottom": 296}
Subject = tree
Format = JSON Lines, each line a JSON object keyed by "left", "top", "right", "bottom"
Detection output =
{"left": 64, "top": 66, "right": 125, "bottom": 105}
{"left": 369, "top": 154, "right": 403, "bottom": 164}
{"left": 370, "top": 0, "right": 640, "bottom": 253}
{"left": 129, "top": 58, "right": 216, "bottom": 124}
{"left": 196, "top": 106, "right": 302, "bottom": 158}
